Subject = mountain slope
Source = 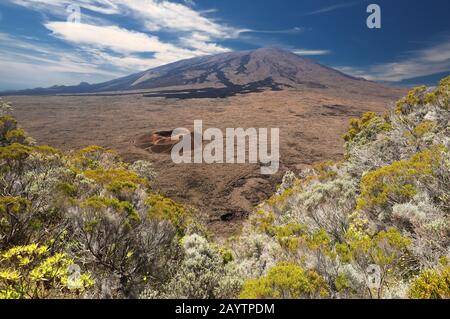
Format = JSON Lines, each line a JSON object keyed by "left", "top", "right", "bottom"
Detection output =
{"left": 2, "top": 48, "right": 400, "bottom": 98}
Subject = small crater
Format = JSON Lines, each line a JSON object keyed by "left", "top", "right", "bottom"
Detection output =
{"left": 135, "top": 130, "right": 193, "bottom": 154}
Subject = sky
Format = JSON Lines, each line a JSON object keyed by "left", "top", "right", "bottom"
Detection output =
{"left": 0, "top": 0, "right": 449, "bottom": 90}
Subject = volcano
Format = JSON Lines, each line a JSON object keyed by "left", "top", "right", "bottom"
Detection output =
{"left": 2, "top": 48, "right": 399, "bottom": 99}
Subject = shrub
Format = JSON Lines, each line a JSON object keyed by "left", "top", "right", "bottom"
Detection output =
{"left": 408, "top": 262, "right": 450, "bottom": 299}
{"left": 69, "top": 195, "right": 179, "bottom": 298}
{"left": 142, "top": 234, "right": 242, "bottom": 299}
{"left": 0, "top": 244, "right": 94, "bottom": 299}
{"left": 0, "top": 99, "right": 12, "bottom": 116}
{"left": 0, "top": 100, "right": 214, "bottom": 299}
{"left": 396, "top": 76, "right": 449, "bottom": 114}
{"left": 0, "top": 196, "right": 32, "bottom": 249}
{"left": 337, "top": 222, "right": 411, "bottom": 298}
{"left": 424, "top": 76, "right": 449, "bottom": 108}
{"left": 129, "top": 160, "right": 157, "bottom": 183}
{"left": 0, "top": 144, "right": 69, "bottom": 249}
{"left": 396, "top": 86, "right": 428, "bottom": 115}
{"left": 145, "top": 194, "right": 194, "bottom": 236}
{"left": 344, "top": 112, "right": 391, "bottom": 144}
{"left": 296, "top": 177, "right": 357, "bottom": 240}
{"left": 357, "top": 145, "right": 445, "bottom": 216}
{"left": 239, "top": 262, "right": 329, "bottom": 299}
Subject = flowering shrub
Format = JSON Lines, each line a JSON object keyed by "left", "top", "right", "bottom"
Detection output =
{"left": 239, "top": 262, "right": 329, "bottom": 299}
{"left": 408, "top": 258, "right": 450, "bottom": 299}
{"left": 0, "top": 244, "right": 94, "bottom": 299}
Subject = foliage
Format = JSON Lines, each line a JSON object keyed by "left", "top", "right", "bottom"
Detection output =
{"left": 344, "top": 112, "right": 391, "bottom": 145}
{"left": 0, "top": 99, "right": 13, "bottom": 116}
{"left": 239, "top": 262, "right": 329, "bottom": 299}
{"left": 357, "top": 145, "right": 445, "bottom": 215}
{"left": 145, "top": 194, "right": 193, "bottom": 236}
{"left": 337, "top": 219, "right": 411, "bottom": 298}
{"left": 141, "top": 234, "right": 242, "bottom": 299}
{"left": 396, "top": 76, "right": 449, "bottom": 115}
{"left": 408, "top": 260, "right": 450, "bottom": 299}
{"left": 0, "top": 244, "right": 94, "bottom": 299}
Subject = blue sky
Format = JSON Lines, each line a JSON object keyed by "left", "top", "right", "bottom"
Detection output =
{"left": 0, "top": 0, "right": 449, "bottom": 90}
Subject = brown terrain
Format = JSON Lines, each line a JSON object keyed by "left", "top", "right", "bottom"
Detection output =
{"left": 6, "top": 48, "right": 406, "bottom": 237}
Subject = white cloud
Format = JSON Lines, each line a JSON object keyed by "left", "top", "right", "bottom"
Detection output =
{"left": 78, "top": 0, "right": 120, "bottom": 15}
{"left": 336, "top": 39, "right": 450, "bottom": 82}
{"left": 0, "top": 57, "right": 119, "bottom": 90}
{"left": 293, "top": 49, "right": 331, "bottom": 56}
{"left": 240, "top": 27, "right": 304, "bottom": 35}
{"left": 180, "top": 32, "right": 230, "bottom": 55}
{"left": 115, "top": 0, "right": 239, "bottom": 37}
{"left": 88, "top": 50, "right": 162, "bottom": 70}
{"left": 7, "top": 0, "right": 241, "bottom": 38}
{"left": 45, "top": 22, "right": 185, "bottom": 54}
{"left": 43, "top": 22, "right": 230, "bottom": 71}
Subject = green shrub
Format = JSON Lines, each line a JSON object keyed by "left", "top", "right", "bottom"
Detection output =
{"left": 146, "top": 194, "right": 193, "bottom": 236}
{"left": 0, "top": 244, "right": 94, "bottom": 299}
{"left": 357, "top": 146, "right": 445, "bottom": 213}
{"left": 239, "top": 262, "right": 329, "bottom": 299}
{"left": 408, "top": 264, "right": 450, "bottom": 299}
{"left": 344, "top": 112, "right": 391, "bottom": 144}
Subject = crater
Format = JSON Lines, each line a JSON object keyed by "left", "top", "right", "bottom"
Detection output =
{"left": 135, "top": 129, "right": 193, "bottom": 154}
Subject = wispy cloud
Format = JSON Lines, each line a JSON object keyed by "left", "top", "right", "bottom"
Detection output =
{"left": 0, "top": 32, "right": 122, "bottom": 89}
{"left": 0, "top": 32, "right": 119, "bottom": 76}
{"left": 118, "top": 0, "right": 241, "bottom": 37}
{"left": 335, "top": 39, "right": 450, "bottom": 82}
{"left": 241, "top": 27, "right": 305, "bottom": 35}
{"left": 183, "top": 0, "right": 196, "bottom": 7}
{"left": 306, "top": 0, "right": 365, "bottom": 15}
{"left": 293, "top": 49, "right": 331, "bottom": 56}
